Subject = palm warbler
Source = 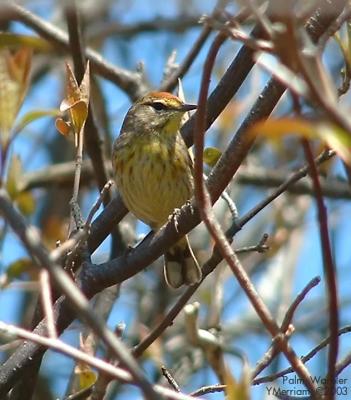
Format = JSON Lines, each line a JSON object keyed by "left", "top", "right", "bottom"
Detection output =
{"left": 112, "top": 92, "right": 202, "bottom": 288}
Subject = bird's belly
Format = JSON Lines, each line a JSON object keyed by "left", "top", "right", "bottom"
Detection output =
{"left": 119, "top": 152, "right": 192, "bottom": 228}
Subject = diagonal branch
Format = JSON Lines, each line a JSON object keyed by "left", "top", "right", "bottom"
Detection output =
{"left": 0, "top": 189, "right": 158, "bottom": 400}
{"left": 193, "top": 30, "right": 319, "bottom": 398}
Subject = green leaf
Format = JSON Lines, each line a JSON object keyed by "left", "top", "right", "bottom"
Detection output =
{"left": 14, "top": 108, "right": 61, "bottom": 134}
{"left": 5, "top": 154, "right": 36, "bottom": 216}
{"left": 203, "top": 147, "right": 222, "bottom": 168}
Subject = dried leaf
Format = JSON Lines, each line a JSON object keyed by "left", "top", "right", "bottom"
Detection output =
{"left": 59, "top": 62, "right": 90, "bottom": 135}
{"left": 55, "top": 117, "right": 72, "bottom": 137}
{"left": 0, "top": 48, "right": 32, "bottom": 143}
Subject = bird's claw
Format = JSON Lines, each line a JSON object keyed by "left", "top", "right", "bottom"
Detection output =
{"left": 169, "top": 208, "right": 182, "bottom": 233}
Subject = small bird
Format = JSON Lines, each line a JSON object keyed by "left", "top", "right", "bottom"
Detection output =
{"left": 112, "top": 91, "right": 202, "bottom": 288}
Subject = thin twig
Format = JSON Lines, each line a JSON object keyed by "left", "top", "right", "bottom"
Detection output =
{"left": 253, "top": 326, "right": 351, "bottom": 385}
{"left": 235, "top": 233, "right": 269, "bottom": 254}
{"left": 0, "top": 321, "right": 196, "bottom": 400}
{"left": 161, "top": 366, "right": 181, "bottom": 393}
{"left": 39, "top": 269, "right": 57, "bottom": 339}
{"left": 160, "top": 26, "right": 212, "bottom": 92}
{"left": 190, "top": 384, "right": 226, "bottom": 397}
{"left": 302, "top": 139, "right": 339, "bottom": 398}
{"left": 85, "top": 180, "right": 113, "bottom": 228}
{"left": 252, "top": 276, "right": 321, "bottom": 378}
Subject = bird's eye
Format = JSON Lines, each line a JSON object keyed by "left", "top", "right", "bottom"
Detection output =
{"left": 151, "top": 102, "right": 168, "bottom": 111}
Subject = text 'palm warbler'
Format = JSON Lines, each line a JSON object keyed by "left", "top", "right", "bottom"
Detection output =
{"left": 112, "top": 92, "right": 202, "bottom": 288}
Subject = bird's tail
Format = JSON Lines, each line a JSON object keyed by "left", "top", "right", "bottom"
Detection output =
{"left": 164, "top": 236, "right": 202, "bottom": 288}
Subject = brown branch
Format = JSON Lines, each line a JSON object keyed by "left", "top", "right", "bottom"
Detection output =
{"left": 193, "top": 30, "right": 319, "bottom": 399}
{"left": 302, "top": 140, "right": 339, "bottom": 399}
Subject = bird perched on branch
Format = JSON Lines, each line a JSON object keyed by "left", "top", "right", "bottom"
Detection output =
{"left": 112, "top": 91, "right": 202, "bottom": 288}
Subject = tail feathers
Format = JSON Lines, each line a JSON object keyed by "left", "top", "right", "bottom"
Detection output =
{"left": 164, "top": 236, "right": 202, "bottom": 289}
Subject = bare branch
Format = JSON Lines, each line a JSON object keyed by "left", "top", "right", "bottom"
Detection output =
{"left": 302, "top": 140, "right": 339, "bottom": 398}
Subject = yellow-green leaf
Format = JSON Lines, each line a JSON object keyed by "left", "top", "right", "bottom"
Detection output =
{"left": 74, "top": 362, "right": 97, "bottom": 390}
{"left": 5, "top": 154, "right": 36, "bottom": 215}
{"left": 249, "top": 118, "right": 314, "bottom": 139}
{"left": 224, "top": 363, "right": 251, "bottom": 400}
{"left": 249, "top": 117, "right": 351, "bottom": 165}
{"left": 0, "top": 33, "right": 52, "bottom": 52}
{"left": 16, "top": 191, "right": 36, "bottom": 216}
{"left": 203, "top": 147, "right": 222, "bottom": 167}
{"left": 14, "top": 109, "right": 61, "bottom": 134}
{"left": 1, "top": 258, "right": 34, "bottom": 288}
{"left": 5, "top": 154, "right": 22, "bottom": 199}
{"left": 0, "top": 48, "right": 32, "bottom": 143}
{"left": 316, "top": 124, "right": 351, "bottom": 165}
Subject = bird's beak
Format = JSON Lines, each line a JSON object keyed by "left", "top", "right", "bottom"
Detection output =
{"left": 180, "top": 103, "right": 197, "bottom": 112}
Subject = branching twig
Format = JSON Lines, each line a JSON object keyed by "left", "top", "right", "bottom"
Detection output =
{"left": 252, "top": 276, "right": 321, "bottom": 378}
{"left": 235, "top": 233, "right": 269, "bottom": 254}
{"left": 253, "top": 326, "right": 351, "bottom": 385}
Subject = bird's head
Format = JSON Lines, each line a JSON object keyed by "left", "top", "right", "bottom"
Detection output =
{"left": 122, "top": 92, "right": 197, "bottom": 135}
